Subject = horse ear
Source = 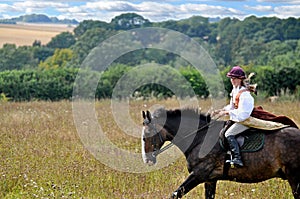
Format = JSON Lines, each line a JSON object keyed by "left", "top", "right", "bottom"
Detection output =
{"left": 146, "top": 110, "right": 151, "bottom": 122}
{"left": 142, "top": 111, "right": 146, "bottom": 119}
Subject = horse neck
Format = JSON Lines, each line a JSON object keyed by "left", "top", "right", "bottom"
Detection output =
{"left": 165, "top": 116, "right": 209, "bottom": 155}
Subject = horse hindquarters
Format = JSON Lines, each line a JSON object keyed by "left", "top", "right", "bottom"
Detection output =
{"left": 283, "top": 144, "right": 300, "bottom": 199}
{"left": 277, "top": 128, "right": 300, "bottom": 199}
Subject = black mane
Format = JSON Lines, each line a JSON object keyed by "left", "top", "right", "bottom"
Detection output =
{"left": 153, "top": 107, "right": 211, "bottom": 124}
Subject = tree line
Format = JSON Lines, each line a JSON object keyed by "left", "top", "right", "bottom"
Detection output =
{"left": 0, "top": 13, "right": 299, "bottom": 101}
{"left": 0, "top": 64, "right": 299, "bottom": 101}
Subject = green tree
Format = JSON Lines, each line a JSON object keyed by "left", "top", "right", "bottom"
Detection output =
{"left": 71, "top": 28, "right": 117, "bottom": 66}
{"left": 47, "top": 32, "right": 76, "bottom": 49}
{"left": 39, "top": 49, "right": 73, "bottom": 69}
{"left": 73, "top": 20, "right": 112, "bottom": 38}
{"left": 276, "top": 66, "right": 300, "bottom": 95}
{"left": 96, "top": 64, "right": 131, "bottom": 98}
{"left": 282, "top": 17, "right": 300, "bottom": 40}
{"left": 0, "top": 44, "right": 37, "bottom": 71}
{"left": 179, "top": 66, "right": 209, "bottom": 98}
{"left": 254, "top": 66, "right": 279, "bottom": 96}
{"left": 110, "top": 13, "right": 152, "bottom": 30}
{"left": 32, "top": 46, "right": 54, "bottom": 63}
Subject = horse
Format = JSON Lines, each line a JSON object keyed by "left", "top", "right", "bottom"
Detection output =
{"left": 141, "top": 108, "right": 300, "bottom": 199}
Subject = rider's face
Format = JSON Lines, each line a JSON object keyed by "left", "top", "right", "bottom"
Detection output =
{"left": 230, "top": 77, "right": 242, "bottom": 88}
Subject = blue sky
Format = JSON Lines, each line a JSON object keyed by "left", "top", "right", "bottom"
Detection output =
{"left": 0, "top": 0, "right": 300, "bottom": 22}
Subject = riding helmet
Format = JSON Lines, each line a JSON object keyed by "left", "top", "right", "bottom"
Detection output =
{"left": 227, "top": 66, "right": 246, "bottom": 79}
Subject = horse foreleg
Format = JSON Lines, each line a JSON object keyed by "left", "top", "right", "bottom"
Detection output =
{"left": 289, "top": 181, "right": 300, "bottom": 199}
{"left": 286, "top": 168, "right": 300, "bottom": 199}
{"left": 204, "top": 181, "right": 217, "bottom": 199}
{"left": 170, "top": 171, "right": 201, "bottom": 199}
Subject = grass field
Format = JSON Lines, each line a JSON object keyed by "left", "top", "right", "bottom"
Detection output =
{"left": 0, "top": 99, "right": 299, "bottom": 198}
{"left": 0, "top": 23, "right": 75, "bottom": 47}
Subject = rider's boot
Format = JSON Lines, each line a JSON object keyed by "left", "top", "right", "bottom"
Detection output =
{"left": 226, "top": 135, "right": 244, "bottom": 167}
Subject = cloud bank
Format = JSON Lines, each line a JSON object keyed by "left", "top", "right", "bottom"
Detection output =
{"left": 0, "top": 0, "right": 299, "bottom": 22}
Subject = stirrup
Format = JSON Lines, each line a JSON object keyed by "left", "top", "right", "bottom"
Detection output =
{"left": 226, "top": 159, "right": 243, "bottom": 168}
{"left": 232, "top": 159, "right": 244, "bottom": 167}
{"left": 226, "top": 153, "right": 243, "bottom": 168}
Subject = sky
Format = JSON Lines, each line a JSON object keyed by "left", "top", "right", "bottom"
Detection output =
{"left": 0, "top": 0, "right": 300, "bottom": 22}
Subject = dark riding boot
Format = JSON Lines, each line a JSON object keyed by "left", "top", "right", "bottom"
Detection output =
{"left": 226, "top": 135, "right": 244, "bottom": 167}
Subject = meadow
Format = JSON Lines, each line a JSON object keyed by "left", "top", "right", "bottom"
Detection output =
{"left": 0, "top": 99, "right": 299, "bottom": 199}
{"left": 0, "top": 23, "right": 74, "bottom": 47}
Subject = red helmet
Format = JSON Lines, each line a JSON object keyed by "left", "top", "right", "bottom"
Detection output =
{"left": 227, "top": 66, "right": 246, "bottom": 79}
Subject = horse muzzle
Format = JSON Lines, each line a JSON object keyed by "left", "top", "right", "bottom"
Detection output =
{"left": 143, "top": 153, "right": 157, "bottom": 166}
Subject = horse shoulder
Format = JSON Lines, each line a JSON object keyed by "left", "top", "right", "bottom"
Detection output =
{"left": 186, "top": 143, "right": 225, "bottom": 177}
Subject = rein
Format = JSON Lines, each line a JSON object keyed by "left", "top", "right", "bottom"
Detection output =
{"left": 152, "top": 116, "right": 221, "bottom": 157}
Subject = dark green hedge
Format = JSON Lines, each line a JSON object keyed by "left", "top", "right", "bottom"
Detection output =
{"left": 0, "top": 68, "right": 78, "bottom": 101}
{"left": 0, "top": 65, "right": 299, "bottom": 101}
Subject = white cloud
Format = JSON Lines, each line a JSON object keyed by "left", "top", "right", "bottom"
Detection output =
{"left": 13, "top": 1, "right": 68, "bottom": 10}
{"left": 1, "top": 0, "right": 300, "bottom": 22}
{"left": 274, "top": 5, "right": 300, "bottom": 17}
{"left": 55, "top": 1, "right": 247, "bottom": 22}
{"left": 244, "top": 5, "right": 273, "bottom": 12}
{"left": 0, "top": 3, "right": 22, "bottom": 13}
{"left": 179, "top": 3, "right": 245, "bottom": 16}
{"left": 0, "top": 1, "right": 69, "bottom": 16}
{"left": 84, "top": 1, "right": 138, "bottom": 12}
{"left": 257, "top": 0, "right": 300, "bottom": 3}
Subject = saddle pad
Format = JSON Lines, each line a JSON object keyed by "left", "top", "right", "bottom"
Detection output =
{"left": 239, "top": 131, "right": 264, "bottom": 152}
{"left": 220, "top": 131, "right": 265, "bottom": 153}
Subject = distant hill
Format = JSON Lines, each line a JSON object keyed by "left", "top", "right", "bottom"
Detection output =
{"left": 0, "top": 14, "right": 79, "bottom": 25}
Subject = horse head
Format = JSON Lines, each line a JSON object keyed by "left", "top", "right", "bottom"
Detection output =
{"left": 141, "top": 107, "right": 211, "bottom": 166}
{"left": 141, "top": 110, "right": 170, "bottom": 166}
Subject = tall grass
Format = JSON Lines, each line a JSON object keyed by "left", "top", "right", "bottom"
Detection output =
{"left": 0, "top": 99, "right": 298, "bottom": 198}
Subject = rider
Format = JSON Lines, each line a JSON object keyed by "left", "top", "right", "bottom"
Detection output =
{"left": 216, "top": 66, "right": 254, "bottom": 167}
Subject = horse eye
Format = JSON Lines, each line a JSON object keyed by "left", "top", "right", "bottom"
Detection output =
{"left": 143, "top": 138, "right": 146, "bottom": 142}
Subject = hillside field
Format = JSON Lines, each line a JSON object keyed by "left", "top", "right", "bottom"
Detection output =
{"left": 0, "top": 23, "right": 75, "bottom": 47}
{"left": 0, "top": 99, "right": 299, "bottom": 198}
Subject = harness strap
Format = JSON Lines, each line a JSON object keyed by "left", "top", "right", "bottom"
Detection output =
{"left": 234, "top": 89, "right": 250, "bottom": 109}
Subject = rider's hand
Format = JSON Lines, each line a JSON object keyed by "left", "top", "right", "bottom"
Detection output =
{"left": 219, "top": 110, "right": 229, "bottom": 116}
{"left": 211, "top": 109, "right": 222, "bottom": 117}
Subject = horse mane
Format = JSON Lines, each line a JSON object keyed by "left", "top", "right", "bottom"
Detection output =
{"left": 152, "top": 107, "right": 211, "bottom": 123}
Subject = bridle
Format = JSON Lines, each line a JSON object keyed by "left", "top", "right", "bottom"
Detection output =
{"left": 144, "top": 115, "right": 221, "bottom": 158}
{"left": 143, "top": 118, "right": 164, "bottom": 156}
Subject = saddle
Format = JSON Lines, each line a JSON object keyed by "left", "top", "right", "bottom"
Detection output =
{"left": 219, "top": 126, "right": 265, "bottom": 153}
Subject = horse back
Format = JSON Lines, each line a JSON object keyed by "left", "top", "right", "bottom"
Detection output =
{"left": 267, "top": 127, "right": 300, "bottom": 161}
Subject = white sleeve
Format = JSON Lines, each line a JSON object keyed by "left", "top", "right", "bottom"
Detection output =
{"left": 223, "top": 103, "right": 233, "bottom": 111}
{"left": 223, "top": 91, "right": 234, "bottom": 111}
{"left": 228, "top": 92, "right": 254, "bottom": 122}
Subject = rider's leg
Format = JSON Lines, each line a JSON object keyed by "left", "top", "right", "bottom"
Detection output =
{"left": 225, "top": 123, "right": 249, "bottom": 167}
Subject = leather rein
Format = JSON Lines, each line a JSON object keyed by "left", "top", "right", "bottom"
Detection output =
{"left": 150, "top": 116, "right": 221, "bottom": 157}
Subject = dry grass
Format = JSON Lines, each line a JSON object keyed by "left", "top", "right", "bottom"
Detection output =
{"left": 0, "top": 99, "right": 298, "bottom": 198}
{"left": 0, "top": 23, "right": 75, "bottom": 47}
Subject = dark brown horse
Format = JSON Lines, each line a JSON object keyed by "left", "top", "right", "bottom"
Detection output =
{"left": 141, "top": 108, "right": 300, "bottom": 199}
